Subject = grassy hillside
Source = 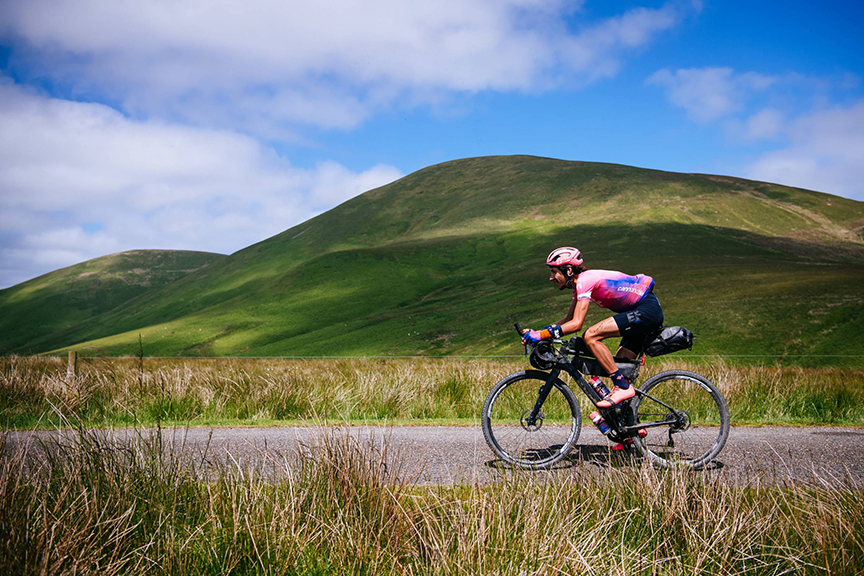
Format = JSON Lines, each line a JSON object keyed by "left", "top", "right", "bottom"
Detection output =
{"left": 3, "top": 156, "right": 863, "bottom": 365}
{"left": 0, "top": 250, "right": 225, "bottom": 354}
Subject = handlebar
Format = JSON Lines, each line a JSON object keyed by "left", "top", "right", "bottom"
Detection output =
{"left": 514, "top": 322, "right": 530, "bottom": 356}
{"left": 513, "top": 321, "right": 598, "bottom": 363}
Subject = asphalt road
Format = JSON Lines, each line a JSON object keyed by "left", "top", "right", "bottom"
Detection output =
{"left": 7, "top": 425, "right": 864, "bottom": 486}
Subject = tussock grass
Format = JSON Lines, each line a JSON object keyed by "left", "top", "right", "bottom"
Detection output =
{"left": 2, "top": 424, "right": 863, "bottom": 575}
{"left": 2, "top": 356, "right": 863, "bottom": 429}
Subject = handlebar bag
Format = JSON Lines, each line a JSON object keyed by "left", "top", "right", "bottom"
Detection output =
{"left": 529, "top": 341, "right": 560, "bottom": 370}
{"left": 644, "top": 326, "right": 694, "bottom": 357}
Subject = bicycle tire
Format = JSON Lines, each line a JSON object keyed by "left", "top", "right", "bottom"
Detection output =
{"left": 482, "top": 370, "right": 582, "bottom": 469}
{"left": 631, "top": 369, "right": 730, "bottom": 469}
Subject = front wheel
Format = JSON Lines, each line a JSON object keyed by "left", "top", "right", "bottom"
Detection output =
{"left": 481, "top": 370, "right": 582, "bottom": 469}
{"left": 631, "top": 369, "right": 730, "bottom": 469}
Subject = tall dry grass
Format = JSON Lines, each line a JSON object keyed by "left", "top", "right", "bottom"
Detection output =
{"left": 2, "top": 424, "right": 862, "bottom": 575}
{"left": 2, "top": 356, "right": 863, "bottom": 428}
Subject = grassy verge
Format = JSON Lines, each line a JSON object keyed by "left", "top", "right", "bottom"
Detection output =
{"left": 2, "top": 356, "right": 863, "bottom": 429}
{"left": 2, "top": 424, "right": 862, "bottom": 575}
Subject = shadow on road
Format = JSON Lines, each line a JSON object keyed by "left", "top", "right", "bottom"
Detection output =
{"left": 485, "top": 443, "right": 726, "bottom": 472}
{"left": 484, "top": 443, "right": 637, "bottom": 471}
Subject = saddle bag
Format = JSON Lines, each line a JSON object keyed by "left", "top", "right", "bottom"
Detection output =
{"left": 644, "top": 326, "right": 694, "bottom": 357}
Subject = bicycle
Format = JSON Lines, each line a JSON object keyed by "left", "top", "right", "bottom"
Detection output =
{"left": 481, "top": 323, "right": 730, "bottom": 470}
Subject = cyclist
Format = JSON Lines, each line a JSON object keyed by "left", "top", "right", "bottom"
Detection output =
{"left": 522, "top": 247, "right": 663, "bottom": 407}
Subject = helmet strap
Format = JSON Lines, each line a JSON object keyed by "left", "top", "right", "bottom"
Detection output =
{"left": 564, "top": 265, "right": 574, "bottom": 288}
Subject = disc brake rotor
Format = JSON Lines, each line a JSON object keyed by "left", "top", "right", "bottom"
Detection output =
{"left": 674, "top": 411, "right": 691, "bottom": 432}
{"left": 520, "top": 409, "right": 544, "bottom": 431}
{"left": 665, "top": 411, "right": 691, "bottom": 447}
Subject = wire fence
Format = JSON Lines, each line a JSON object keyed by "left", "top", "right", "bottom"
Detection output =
{"left": 32, "top": 353, "right": 864, "bottom": 360}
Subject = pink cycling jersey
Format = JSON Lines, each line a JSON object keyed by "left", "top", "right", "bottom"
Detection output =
{"left": 573, "top": 269, "right": 655, "bottom": 313}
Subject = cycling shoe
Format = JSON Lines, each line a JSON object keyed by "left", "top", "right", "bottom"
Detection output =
{"left": 597, "top": 385, "right": 635, "bottom": 408}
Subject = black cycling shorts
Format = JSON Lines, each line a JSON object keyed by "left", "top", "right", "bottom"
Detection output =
{"left": 613, "top": 292, "right": 664, "bottom": 353}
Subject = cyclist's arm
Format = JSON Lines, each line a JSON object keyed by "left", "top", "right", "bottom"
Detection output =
{"left": 555, "top": 299, "right": 578, "bottom": 326}
{"left": 559, "top": 299, "right": 589, "bottom": 335}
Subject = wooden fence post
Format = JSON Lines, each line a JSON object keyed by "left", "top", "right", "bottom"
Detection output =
{"left": 67, "top": 350, "right": 77, "bottom": 378}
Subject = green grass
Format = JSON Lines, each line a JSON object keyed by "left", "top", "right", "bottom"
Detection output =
{"left": 34, "top": 223, "right": 864, "bottom": 365}
{"left": 3, "top": 357, "right": 863, "bottom": 430}
{"left": 2, "top": 156, "right": 863, "bottom": 363}
{"left": 2, "top": 424, "right": 862, "bottom": 575}
{"left": 0, "top": 250, "right": 225, "bottom": 354}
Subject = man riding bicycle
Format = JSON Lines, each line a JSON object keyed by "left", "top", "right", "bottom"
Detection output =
{"left": 522, "top": 247, "right": 664, "bottom": 408}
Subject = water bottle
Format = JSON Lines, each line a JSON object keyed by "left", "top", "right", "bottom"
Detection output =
{"left": 589, "top": 375, "right": 610, "bottom": 397}
{"left": 590, "top": 411, "right": 610, "bottom": 435}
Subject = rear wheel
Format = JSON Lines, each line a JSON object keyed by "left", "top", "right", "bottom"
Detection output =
{"left": 482, "top": 370, "right": 581, "bottom": 469}
{"left": 631, "top": 369, "right": 729, "bottom": 469}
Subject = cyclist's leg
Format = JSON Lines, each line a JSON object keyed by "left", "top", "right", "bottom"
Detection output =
{"left": 615, "top": 344, "right": 638, "bottom": 359}
{"left": 616, "top": 334, "right": 646, "bottom": 358}
{"left": 584, "top": 318, "right": 637, "bottom": 407}
{"left": 583, "top": 317, "right": 621, "bottom": 375}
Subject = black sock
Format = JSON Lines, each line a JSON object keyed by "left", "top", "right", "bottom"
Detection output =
{"left": 609, "top": 370, "right": 630, "bottom": 390}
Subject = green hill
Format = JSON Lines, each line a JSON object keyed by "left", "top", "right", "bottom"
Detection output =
{"left": 0, "top": 250, "right": 225, "bottom": 353}
{"left": 2, "top": 156, "right": 863, "bottom": 365}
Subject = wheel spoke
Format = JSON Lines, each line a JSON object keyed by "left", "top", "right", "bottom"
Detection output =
{"left": 482, "top": 372, "right": 580, "bottom": 468}
{"left": 633, "top": 370, "right": 729, "bottom": 469}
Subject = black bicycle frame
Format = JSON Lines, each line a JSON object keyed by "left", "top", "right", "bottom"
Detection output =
{"left": 566, "top": 360, "right": 685, "bottom": 434}
{"left": 559, "top": 362, "right": 604, "bottom": 404}
{"left": 557, "top": 356, "right": 656, "bottom": 436}
{"left": 617, "top": 389, "right": 682, "bottom": 433}
{"left": 515, "top": 322, "right": 684, "bottom": 438}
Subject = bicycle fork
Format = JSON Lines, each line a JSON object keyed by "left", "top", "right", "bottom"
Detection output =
{"left": 526, "top": 368, "right": 560, "bottom": 426}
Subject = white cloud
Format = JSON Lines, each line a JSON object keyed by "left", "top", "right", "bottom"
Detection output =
{"left": 308, "top": 161, "right": 404, "bottom": 207}
{"left": 0, "top": 0, "right": 696, "bottom": 136}
{"left": 743, "top": 108, "right": 785, "bottom": 140}
{"left": 746, "top": 101, "right": 864, "bottom": 200}
{"left": 0, "top": 80, "right": 402, "bottom": 288}
{"left": 0, "top": 1, "right": 701, "bottom": 287}
{"left": 646, "top": 65, "right": 864, "bottom": 199}
{"left": 560, "top": 3, "right": 683, "bottom": 82}
{"left": 647, "top": 67, "right": 777, "bottom": 123}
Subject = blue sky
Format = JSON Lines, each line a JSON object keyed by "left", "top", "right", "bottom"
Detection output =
{"left": 0, "top": 0, "right": 862, "bottom": 288}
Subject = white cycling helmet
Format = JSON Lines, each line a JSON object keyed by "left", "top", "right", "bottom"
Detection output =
{"left": 546, "top": 246, "right": 583, "bottom": 268}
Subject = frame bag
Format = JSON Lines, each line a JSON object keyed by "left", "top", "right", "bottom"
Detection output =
{"left": 572, "top": 355, "right": 641, "bottom": 382}
{"left": 644, "top": 326, "right": 694, "bottom": 357}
